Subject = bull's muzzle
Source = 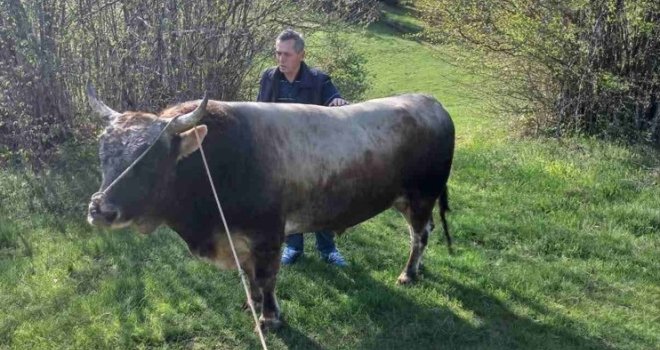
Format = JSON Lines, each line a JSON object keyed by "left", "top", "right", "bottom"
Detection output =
{"left": 87, "top": 192, "right": 120, "bottom": 226}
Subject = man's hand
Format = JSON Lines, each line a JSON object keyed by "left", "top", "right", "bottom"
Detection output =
{"left": 328, "top": 98, "right": 349, "bottom": 107}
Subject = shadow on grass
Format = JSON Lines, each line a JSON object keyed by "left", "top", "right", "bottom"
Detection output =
{"left": 60, "top": 207, "right": 618, "bottom": 350}
{"left": 78, "top": 228, "right": 322, "bottom": 349}
{"left": 273, "top": 326, "right": 325, "bottom": 350}
{"left": 272, "top": 254, "right": 613, "bottom": 350}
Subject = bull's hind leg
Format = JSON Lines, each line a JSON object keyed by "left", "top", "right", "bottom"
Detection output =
{"left": 394, "top": 195, "right": 435, "bottom": 285}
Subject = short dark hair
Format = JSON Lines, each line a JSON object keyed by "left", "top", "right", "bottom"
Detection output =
{"left": 276, "top": 29, "right": 305, "bottom": 53}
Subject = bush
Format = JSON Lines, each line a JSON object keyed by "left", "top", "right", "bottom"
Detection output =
{"left": 0, "top": 0, "right": 383, "bottom": 168}
{"left": 307, "top": 34, "right": 372, "bottom": 102}
{"left": 417, "top": 0, "right": 660, "bottom": 145}
{"left": 0, "top": 1, "right": 336, "bottom": 167}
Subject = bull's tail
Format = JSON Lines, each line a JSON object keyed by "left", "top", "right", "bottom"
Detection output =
{"left": 439, "top": 184, "right": 453, "bottom": 254}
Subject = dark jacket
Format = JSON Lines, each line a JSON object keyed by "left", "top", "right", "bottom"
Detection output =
{"left": 257, "top": 62, "right": 341, "bottom": 106}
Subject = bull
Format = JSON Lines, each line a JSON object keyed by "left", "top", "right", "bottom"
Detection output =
{"left": 87, "top": 86, "right": 455, "bottom": 330}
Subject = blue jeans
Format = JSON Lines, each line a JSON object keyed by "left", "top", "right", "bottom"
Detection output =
{"left": 285, "top": 230, "right": 336, "bottom": 254}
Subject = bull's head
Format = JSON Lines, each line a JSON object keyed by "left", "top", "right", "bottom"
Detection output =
{"left": 86, "top": 84, "right": 209, "bottom": 233}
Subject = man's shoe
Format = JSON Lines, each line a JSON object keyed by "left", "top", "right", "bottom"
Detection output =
{"left": 321, "top": 250, "right": 347, "bottom": 267}
{"left": 281, "top": 247, "right": 303, "bottom": 265}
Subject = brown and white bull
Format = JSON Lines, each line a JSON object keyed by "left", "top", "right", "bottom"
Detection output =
{"left": 86, "top": 86, "right": 455, "bottom": 330}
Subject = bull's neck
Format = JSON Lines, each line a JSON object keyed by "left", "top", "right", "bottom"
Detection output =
{"left": 167, "top": 119, "right": 278, "bottom": 232}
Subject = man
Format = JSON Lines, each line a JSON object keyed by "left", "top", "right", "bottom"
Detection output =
{"left": 257, "top": 28, "right": 348, "bottom": 267}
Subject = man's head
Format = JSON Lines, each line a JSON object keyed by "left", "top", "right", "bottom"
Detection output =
{"left": 275, "top": 29, "right": 305, "bottom": 77}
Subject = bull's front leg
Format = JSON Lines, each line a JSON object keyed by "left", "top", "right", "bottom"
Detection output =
{"left": 242, "top": 264, "right": 263, "bottom": 314}
{"left": 249, "top": 239, "right": 283, "bottom": 331}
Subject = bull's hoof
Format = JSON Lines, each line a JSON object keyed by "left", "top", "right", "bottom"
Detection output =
{"left": 257, "top": 315, "right": 283, "bottom": 332}
{"left": 396, "top": 272, "right": 416, "bottom": 285}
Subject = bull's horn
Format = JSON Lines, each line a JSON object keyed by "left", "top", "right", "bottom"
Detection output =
{"left": 86, "top": 83, "right": 121, "bottom": 122}
{"left": 169, "top": 93, "right": 208, "bottom": 133}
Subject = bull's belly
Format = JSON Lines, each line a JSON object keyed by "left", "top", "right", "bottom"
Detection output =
{"left": 283, "top": 191, "right": 397, "bottom": 234}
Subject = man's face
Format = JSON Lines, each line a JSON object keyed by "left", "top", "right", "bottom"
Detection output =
{"left": 275, "top": 39, "right": 304, "bottom": 75}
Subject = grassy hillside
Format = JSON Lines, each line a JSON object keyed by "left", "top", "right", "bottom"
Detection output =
{"left": 1, "top": 17, "right": 659, "bottom": 350}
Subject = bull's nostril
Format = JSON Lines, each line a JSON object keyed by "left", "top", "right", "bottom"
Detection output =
{"left": 88, "top": 202, "right": 119, "bottom": 224}
{"left": 88, "top": 196, "right": 120, "bottom": 225}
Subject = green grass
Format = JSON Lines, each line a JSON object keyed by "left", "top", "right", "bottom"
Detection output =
{"left": 377, "top": 4, "right": 425, "bottom": 35}
{"left": 2, "top": 15, "right": 659, "bottom": 350}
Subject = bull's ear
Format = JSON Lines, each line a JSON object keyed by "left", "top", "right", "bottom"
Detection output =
{"left": 177, "top": 125, "right": 208, "bottom": 161}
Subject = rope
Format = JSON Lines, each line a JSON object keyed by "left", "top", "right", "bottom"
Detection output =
{"left": 193, "top": 128, "right": 269, "bottom": 350}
